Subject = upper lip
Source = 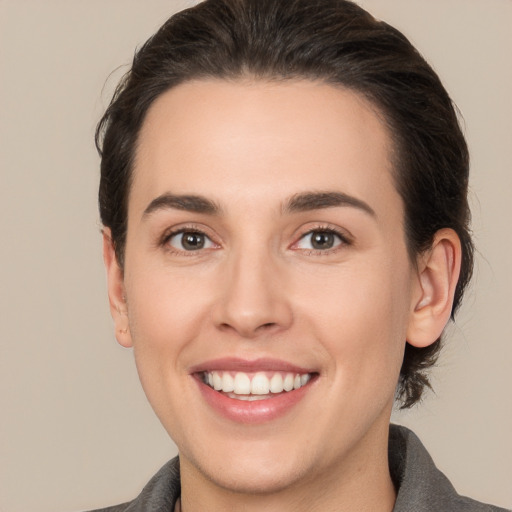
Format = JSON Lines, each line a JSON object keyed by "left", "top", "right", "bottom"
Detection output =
{"left": 189, "top": 357, "right": 315, "bottom": 374}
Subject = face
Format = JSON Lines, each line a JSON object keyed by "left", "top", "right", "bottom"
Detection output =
{"left": 111, "top": 80, "right": 424, "bottom": 495}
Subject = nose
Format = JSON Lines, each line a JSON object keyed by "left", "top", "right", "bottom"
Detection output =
{"left": 212, "top": 249, "right": 293, "bottom": 339}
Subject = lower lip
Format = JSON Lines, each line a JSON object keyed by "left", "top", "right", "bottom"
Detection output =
{"left": 195, "top": 376, "right": 315, "bottom": 424}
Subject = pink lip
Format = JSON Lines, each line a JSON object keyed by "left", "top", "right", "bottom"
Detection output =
{"left": 190, "top": 358, "right": 318, "bottom": 424}
{"left": 189, "top": 357, "right": 314, "bottom": 374}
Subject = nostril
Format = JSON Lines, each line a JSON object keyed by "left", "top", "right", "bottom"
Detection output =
{"left": 255, "top": 322, "right": 279, "bottom": 334}
{"left": 218, "top": 321, "right": 278, "bottom": 336}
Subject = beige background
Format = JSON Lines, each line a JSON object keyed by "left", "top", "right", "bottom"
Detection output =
{"left": 0, "top": 1, "right": 511, "bottom": 510}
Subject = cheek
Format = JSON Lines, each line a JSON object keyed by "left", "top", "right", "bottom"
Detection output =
{"left": 296, "top": 257, "right": 412, "bottom": 387}
{"left": 123, "top": 266, "right": 206, "bottom": 391}
{"left": 123, "top": 268, "right": 209, "bottom": 432}
{"left": 126, "top": 262, "right": 208, "bottom": 344}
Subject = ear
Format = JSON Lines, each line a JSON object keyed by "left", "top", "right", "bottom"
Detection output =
{"left": 103, "top": 228, "right": 132, "bottom": 348}
{"left": 407, "top": 228, "right": 462, "bottom": 348}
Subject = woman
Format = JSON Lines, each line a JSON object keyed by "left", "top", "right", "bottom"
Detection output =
{"left": 93, "top": 0, "right": 507, "bottom": 510}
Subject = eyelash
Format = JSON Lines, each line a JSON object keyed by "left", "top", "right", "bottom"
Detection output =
{"left": 159, "top": 225, "right": 218, "bottom": 255}
{"left": 158, "top": 224, "right": 352, "bottom": 256}
{"left": 292, "top": 225, "right": 352, "bottom": 255}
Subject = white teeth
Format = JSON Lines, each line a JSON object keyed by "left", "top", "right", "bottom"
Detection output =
{"left": 251, "top": 372, "right": 270, "bottom": 395}
{"left": 233, "top": 372, "right": 251, "bottom": 394}
{"left": 221, "top": 372, "right": 234, "bottom": 392}
{"left": 225, "top": 393, "right": 269, "bottom": 401}
{"left": 283, "top": 373, "right": 294, "bottom": 391}
{"left": 212, "top": 372, "right": 222, "bottom": 390}
{"left": 300, "top": 374, "right": 311, "bottom": 386}
{"left": 204, "top": 370, "right": 312, "bottom": 396}
{"left": 270, "top": 373, "right": 284, "bottom": 393}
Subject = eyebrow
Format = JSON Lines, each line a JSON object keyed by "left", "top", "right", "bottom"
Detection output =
{"left": 142, "top": 193, "right": 221, "bottom": 218}
{"left": 142, "top": 190, "right": 375, "bottom": 219}
{"left": 283, "top": 191, "right": 376, "bottom": 217}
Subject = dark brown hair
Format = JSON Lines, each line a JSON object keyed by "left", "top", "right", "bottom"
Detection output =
{"left": 96, "top": 0, "right": 473, "bottom": 408}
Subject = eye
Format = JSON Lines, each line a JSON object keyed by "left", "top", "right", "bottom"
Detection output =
{"left": 295, "top": 229, "right": 344, "bottom": 251}
{"left": 167, "top": 230, "right": 215, "bottom": 251}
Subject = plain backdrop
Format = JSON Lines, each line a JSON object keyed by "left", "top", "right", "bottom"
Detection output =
{"left": 0, "top": 1, "right": 511, "bottom": 511}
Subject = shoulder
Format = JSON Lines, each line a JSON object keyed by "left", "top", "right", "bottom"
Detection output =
{"left": 83, "top": 457, "right": 181, "bottom": 512}
{"left": 390, "top": 425, "right": 510, "bottom": 512}
{"left": 84, "top": 505, "right": 130, "bottom": 512}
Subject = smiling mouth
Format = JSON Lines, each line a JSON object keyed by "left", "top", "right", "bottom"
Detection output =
{"left": 200, "top": 370, "right": 313, "bottom": 401}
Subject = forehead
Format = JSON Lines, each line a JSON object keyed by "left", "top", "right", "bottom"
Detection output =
{"left": 131, "top": 79, "right": 399, "bottom": 221}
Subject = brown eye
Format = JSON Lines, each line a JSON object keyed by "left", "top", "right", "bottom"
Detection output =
{"left": 169, "top": 231, "right": 213, "bottom": 251}
{"left": 296, "top": 230, "right": 343, "bottom": 251}
{"left": 311, "top": 231, "right": 336, "bottom": 249}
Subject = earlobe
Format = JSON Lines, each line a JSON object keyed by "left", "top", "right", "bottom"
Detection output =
{"left": 103, "top": 229, "right": 133, "bottom": 348}
{"left": 407, "top": 228, "right": 462, "bottom": 348}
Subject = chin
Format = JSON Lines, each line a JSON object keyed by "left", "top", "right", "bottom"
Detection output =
{"left": 175, "top": 421, "right": 342, "bottom": 499}
{"left": 188, "top": 450, "right": 311, "bottom": 495}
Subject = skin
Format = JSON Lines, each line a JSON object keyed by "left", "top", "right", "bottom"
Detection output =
{"left": 104, "top": 79, "right": 461, "bottom": 512}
